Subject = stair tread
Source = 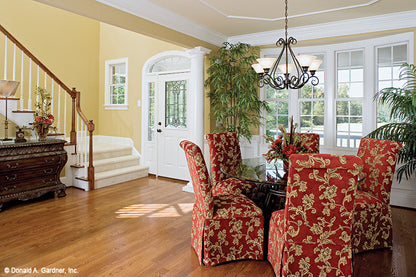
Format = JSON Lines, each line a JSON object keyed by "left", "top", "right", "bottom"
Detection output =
{"left": 0, "top": 97, "right": 19, "bottom": 100}
{"left": 94, "top": 154, "right": 140, "bottom": 166}
{"left": 12, "top": 110, "right": 35, "bottom": 113}
{"left": 93, "top": 143, "right": 132, "bottom": 154}
{"left": 95, "top": 165, "right": 149, "bottom": 180}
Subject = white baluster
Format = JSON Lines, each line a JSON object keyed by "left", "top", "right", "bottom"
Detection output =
{"left": 51, "top": 81, "right": 54, "bottom": 116}
{"left": 4, "top": 36, "right": 7, "bottom": 79}
{"left": 36, "top": 65, "right": 39, "bottom": 102}
{"left": 84, "top": 123, "right": 88, "bottom": 166}
{"left": 13, "top": 44, "right": 16, "bottom": 80}
{"left": 20, "top": 50, "right": 24, "bottom": 110}
{"left": 58, "top": 86, "right": 61, "bottom": 133}
{"left": 64, "top": 90, "right": 67, "bottom": 136}
{"left": 28, "top": 59, "right": 32, "bottom": 110}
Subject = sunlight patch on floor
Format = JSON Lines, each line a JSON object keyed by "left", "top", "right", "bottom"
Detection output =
{"left": 115, "top": 203, "right": 193, "bottom": 218}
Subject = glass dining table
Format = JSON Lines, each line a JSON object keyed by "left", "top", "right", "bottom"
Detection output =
{"left": 221, "top": 156, "right": 288, "bottom": 214}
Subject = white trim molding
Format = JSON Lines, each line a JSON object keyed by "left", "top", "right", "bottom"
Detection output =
{"left": 200, "top": 0, "right": 380, "bottom": 22}
{"left": 96, "top": 0, "right": 226, "bottom": 46}
{"left": 229, "top": 10, "right": 416, "bottom": 46}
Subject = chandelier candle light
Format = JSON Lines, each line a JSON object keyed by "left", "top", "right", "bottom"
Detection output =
{"left": 252, "top": 0, "right": 322, "bottom": 90}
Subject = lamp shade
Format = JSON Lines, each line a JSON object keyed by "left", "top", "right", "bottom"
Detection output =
{"left": 251, "top": 63, "right": 264, "bottom": 74}
{"left": 309, "top": 60, "right": 323, "bottom": 71}
{"left": 0, "top": 80, "right": 20, "bottom": 97}
{"left": 296, "top": 55, "right": 316, "bottom": 68}
{"left": 278, "top": 63, "right": 295, "bottom": 74}
{"left": 256, "top": 58, "right": 277, "bottom": 70}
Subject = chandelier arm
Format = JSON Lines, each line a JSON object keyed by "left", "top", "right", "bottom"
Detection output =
{"left": 287, "top": 39, "right": 303, "bottom": 74}
{"left": 253, "top": 0, "right": 319, "bottom": 91}
{"left": 264, "top": 74, "right": 285, "bottom": 90}
{"left": 310, "top": 75, "right": 320, "bottom": 86}
{"left": 270, "top": 41, "right": 286, "bottom": 77}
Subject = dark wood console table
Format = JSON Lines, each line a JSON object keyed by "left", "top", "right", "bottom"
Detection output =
{"left": 0, "top": 139, "right": 67, "bottom": 211}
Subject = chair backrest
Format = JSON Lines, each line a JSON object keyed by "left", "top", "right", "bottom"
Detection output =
{"left": 298, "top": 132, "right": 320, "bottom": 153}
{"left": 285, "top": 154, "right": 362, "bottom": 270}
{"left": 180, "top": 140, "right": 214, "bottom": 218}
{"left": 206, "top": 132, "right": 242, "bottom": 185}
{"left": 357, "top": 137, "right": 403, "bottom": 204}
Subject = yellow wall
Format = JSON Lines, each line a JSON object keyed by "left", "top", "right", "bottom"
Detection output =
{"left": 0, "top": 0, "right": 100, "bottom": 128}
{"left": 34, "top": 0, "right": 217, "bottom": 51}
{"left": 98, "top": 23, "right": 184, "bottom": 151}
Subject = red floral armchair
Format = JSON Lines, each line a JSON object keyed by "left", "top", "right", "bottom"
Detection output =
{"left": 206, "top": 132, "right": 256, "bottom": 196}
{"left": 353, "top": 137, "right": 402, "bottom": 253}
{"left": 180, "top": 140, "right": 264, "bottom": 266}
{"left": 268, "top": 154, "right": 362, "bottom": 276}
{"left": 298, "top": 132, "right": 320, "bottom": 153}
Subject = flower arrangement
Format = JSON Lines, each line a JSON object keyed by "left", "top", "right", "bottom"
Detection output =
{"left": 32, "top": 87, "right": 55, "bottom": 140}
{"left": 263, "top": 116, "right": 309, "bottom": 164}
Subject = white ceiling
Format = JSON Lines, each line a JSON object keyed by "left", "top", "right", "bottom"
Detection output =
{"left": 96, "top": 0, "right": 416, "bottom": 46}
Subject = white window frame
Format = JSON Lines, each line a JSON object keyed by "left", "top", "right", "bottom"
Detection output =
{"left": 105, "top": 57, "right": 128, "bottom": 110}
{"left": 259, "top": 32, "right": 414, "bottom": 155}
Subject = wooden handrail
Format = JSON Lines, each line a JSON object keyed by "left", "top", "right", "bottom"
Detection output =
{"left": 0, "top": 24, "right": 95, "bottom": 189}
{"left": 74, "top": 89, "right": 95, "bottom": 132}
{"left": 0, "top": 24, "right": 75, "bottom": 97}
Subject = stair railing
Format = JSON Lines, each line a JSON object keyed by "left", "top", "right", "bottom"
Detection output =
{"left": 0, "top": 24, "right": 95, "bottom": 190}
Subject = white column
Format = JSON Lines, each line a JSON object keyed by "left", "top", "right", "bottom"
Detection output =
{"left": 186, "top": 46, "right": 211, "bottom": 148}
{"left": 183, "top": 46, "right": 211, "bottom": 193}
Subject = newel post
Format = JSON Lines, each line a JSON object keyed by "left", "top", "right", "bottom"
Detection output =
{"left": 70, "top": 88, "right": 77, "bottom": 146}
{"left": 88, "top": 120, "right": 95, "bottom": 191}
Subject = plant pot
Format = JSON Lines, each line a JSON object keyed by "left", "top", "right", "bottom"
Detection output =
{"left": 36, "top": 128, "right": 49, "bottom": 141}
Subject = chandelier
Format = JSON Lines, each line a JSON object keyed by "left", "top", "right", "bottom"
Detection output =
{"left": 251, "top": 0, "right": 322, "bottom": 90}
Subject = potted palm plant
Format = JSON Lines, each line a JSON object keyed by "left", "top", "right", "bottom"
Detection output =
{"left": 368, "top": 63, "right": 416, "bottom": 181}
{"left": 205, "top": 42, "right": 269, "bottom": 142}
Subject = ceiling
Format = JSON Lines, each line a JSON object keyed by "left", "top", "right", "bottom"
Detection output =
{"left": 95, "top": 0, "right": 416, "bottom": 46}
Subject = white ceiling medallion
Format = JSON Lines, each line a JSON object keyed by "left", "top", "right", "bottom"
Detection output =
{"left": 199, "top": 0, "right": 380, "bottom": 21}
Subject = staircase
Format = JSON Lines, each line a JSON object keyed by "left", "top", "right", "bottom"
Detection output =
{"left": 71, "top": 137, "right": 149, "bottom": 190}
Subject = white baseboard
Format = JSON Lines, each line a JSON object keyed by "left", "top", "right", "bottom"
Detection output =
{"left": 182, "top": 182, "right": 194, "bottom": 193}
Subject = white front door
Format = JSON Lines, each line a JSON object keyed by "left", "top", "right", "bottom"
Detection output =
{"left": 154, "top": 73, "right": 191, "bottom": 180}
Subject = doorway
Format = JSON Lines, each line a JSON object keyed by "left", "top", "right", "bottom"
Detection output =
{"left": 142, "top": 52, "right": 192, "bottom": 180}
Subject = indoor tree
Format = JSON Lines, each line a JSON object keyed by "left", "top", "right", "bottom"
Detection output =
{"left": 205, "top": 42, "right": 269, "bottom": 141}
{"left": 368, "top": 63, "right": 416, "bottom": 181}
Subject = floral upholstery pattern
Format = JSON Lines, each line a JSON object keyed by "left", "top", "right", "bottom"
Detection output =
{"left": 298, "top": 132, "right": 320, "bottom": 154}
{"left": 180, "top": 140, "right": 264, "bottom": 266}
{"left": 206, "top": 132, "right": 257, "bottom": 196}
{"left": 353, "top": 137, "right": 402, "bottom": 253}
{"left": 268, "top": 154, "right": 362, "bottom": 277}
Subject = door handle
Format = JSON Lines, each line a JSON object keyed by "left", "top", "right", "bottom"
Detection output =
{"left": 157, "top": 129, "right": 162, "bottom": 133}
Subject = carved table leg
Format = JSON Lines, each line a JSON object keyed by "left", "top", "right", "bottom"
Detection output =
{"left": 57, "top": 189, "right": 67, "bottom": 198}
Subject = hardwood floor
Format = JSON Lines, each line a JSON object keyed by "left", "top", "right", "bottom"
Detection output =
{"left": 0, "top": 176, "right": 415, "bottom": 277}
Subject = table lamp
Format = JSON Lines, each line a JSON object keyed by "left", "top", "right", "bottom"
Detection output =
{"left": 0, "top": 80, "right": 20, "bottom": 141}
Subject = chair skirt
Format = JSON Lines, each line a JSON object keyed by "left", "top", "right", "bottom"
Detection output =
{"left": 352, "top": 190, "right": 393, "bottom": 253}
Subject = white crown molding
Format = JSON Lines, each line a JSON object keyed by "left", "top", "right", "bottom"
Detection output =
{"left": 228, "top": 10, "right": 416, "bottom": 46}
{"left": 200, "top": 0, "right": 380, "bottom": 22}
{"left": 96, "top": 0, "right": 226, "bottom": 46}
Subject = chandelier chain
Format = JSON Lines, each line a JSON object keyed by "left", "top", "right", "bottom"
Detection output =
{"left": 284, "top": 0, "right": 288, "bottom": 40}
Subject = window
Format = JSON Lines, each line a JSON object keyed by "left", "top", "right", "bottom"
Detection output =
{"left": 265, "top": 86, "right": 289, "bottom": 138}
{"left": 376, "top": 44, "right": 408, "bottom": 127}
{"left": 336, "top": 50, "right": 364, "bottom": 148}
{"left": 165, "top": 80, "right": 187, "bottom": 128}
{"left": 260, "top": 32, "right": 413, "bottom": 153}
{"left": 299, "top": 54, "right": 325, "bottom": 145}
{"left": 148, "top": 82, "right": 156, "bottom": 141}
{"left": 105, "top": 58, "right": 128, "bottom": 110}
